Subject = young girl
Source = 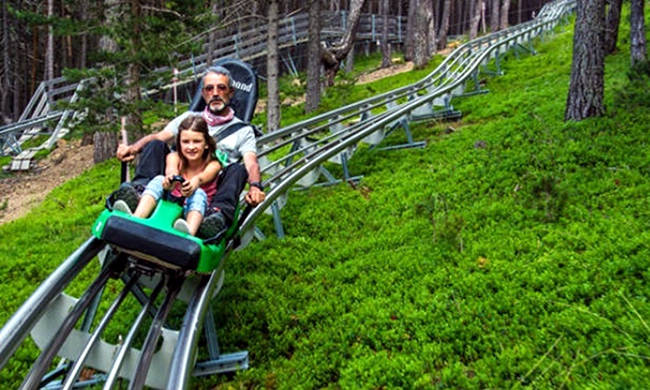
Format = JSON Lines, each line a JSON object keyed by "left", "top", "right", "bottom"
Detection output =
{"left": 115, "top": 115, "right": 221, "bottom": 236}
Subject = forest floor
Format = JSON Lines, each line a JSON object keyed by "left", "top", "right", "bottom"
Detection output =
{"left": 0, "top": 139, "right": 95, "bottom": 225}
{"left": 0, "top": 60, "right": 415, "bottom": 226}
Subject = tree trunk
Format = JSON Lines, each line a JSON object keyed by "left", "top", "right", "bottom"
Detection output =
{"left": 1, "top": 0, "right": 10, "bottom": 120}
{"left": 565, "top": 0, "right": 605, "bottom": 121}
{"left": 15, "top": 21, "right": 24, "bottom": 121}
{"left": 452, "top": 0, "right": 465, "bottom": 35}
{"left": 481, "top": 0, "right": 487, "bottom": 33}
{"left": 437, "top": 0, "right": 451, "bottom": 50}
{"left": 305, "top": 0, "right": 321, "bottom": 113}
{"left": 31, "top": 26, "right": 38, "bottom": 95}
{"left": 321, "top": 0, "right": 366, "bottom": 86}
{"left": 517, "top": 0, "right": 522, "bottom": 24}
{"left": 45, "top": 0, "right": 54, "bottom": 95}
{"left": 426, "top": 0, "right": 436, "bottom": 56}
{"left": 97, "top": 0, "right": 119, "bottom": 141}
{"left": 380, "top": 0, "right": 391, "bottom": 67}
{"left": 469, "top": 0, "right": 482, "bottom": 39}
{"left": 334, "top": 0, "right": 365, "bottom": 55}
{"left": 434, "top": 0, "right": 441, "bottom": 29}
{"left": 490, "top": 0, "right": 500, "bottom": 31}
{"left": 93, "top": 131, "right": 119, "bottom": 163}
{"left": 124, "top": 0, "right": 142, "bottom": 140}
{"left": 345, "top": 45, "right": 355, "bottom": 73}
{"left": 404, "top": 0, "right": 417, "bottom": 60}
{"left": 603, "top": 0, "right": 622, "bottom": 55}
{"left": 80, "top": 0, "right": 88, "bottom": 68}
{"left": 500, "top": 0, "right": 510, "bottom": 30}
{"left": 630, "top": 0, "right": 647, "bottom": 66}
{"left": 13, "top": 70, "right": 20, "bottom": 121}
{"left": 98, "top": 0, "right": 119, "bottom": 54}
{"left": 469, "top": 0, "right": 476, "bottom": 36}
{"left": 413, "top": 0, "right": 429, "bottom": 68}
{"left": 207, "top": 1, "right": 218, "bottom": 66}
{"left": 266, "top": 0, "right": 280, "bottom": 131}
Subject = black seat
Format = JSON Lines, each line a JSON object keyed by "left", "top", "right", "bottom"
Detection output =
{"left": 188, "top": 58, "right": 259, "bottom": 122}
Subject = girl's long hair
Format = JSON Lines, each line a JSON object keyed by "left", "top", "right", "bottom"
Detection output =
{"left": 175, "top": 115, "right": 216, "bottom": 170}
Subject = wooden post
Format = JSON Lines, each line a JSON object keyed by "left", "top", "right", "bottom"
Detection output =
{"left": 120, "top": 117, "right": 130, "bottom": 181}
{"left": 172, "top": 68, "right": 178, "bottom": 113}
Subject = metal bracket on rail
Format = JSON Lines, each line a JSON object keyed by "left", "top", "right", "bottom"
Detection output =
{"left": 482, "top": 50, "right": 503, "bottom": 76}
{"left": 326, "top": 117, "right": 363, "bottom": 184}
{"left": 512, "top": 42, "right": 537, "bottom": 59}
{"left": 233, "top": 33, "right": 241, "bottom": 58}
{"left": 371, "top": 98, "right": 426, "bottom": 151}
{"left": 409, "top": 92, "right": 463, "bottom": 122}
{"left": 360, "top": 106, "right": 386, "bottom": 146}
{"left": 340, "top": 151, "right": 363, "bottom": 184}
{"left": 195, "top": 306, "right": 249, "bottom": 377}
{"left": 294, "top": 165, "right": 360, "bottom": 190}
{"left": 375, "top": 116, "right": 426, "bottom": 151}
{"left": 255, "top": 181, "right": 286, "bottom": 239}
{"left": 457, "top": 69, "right": 490, "bottom": 98}
{"left": 270, "top": 200, "right": 286, "bottom": 238}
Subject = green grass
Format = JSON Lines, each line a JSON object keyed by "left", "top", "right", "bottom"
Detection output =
{"left": 1, "top": 10, "right": 650, "bottom": 389}
{"left": 0, "top": 156, "right": 11, "bottom": 179}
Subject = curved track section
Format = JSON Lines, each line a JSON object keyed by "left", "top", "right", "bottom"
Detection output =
{"left": 245, "top": 0, "right": 576, "bottom": 233}
{"left": 0, "top": 1, "right": 575, "bottom": 388}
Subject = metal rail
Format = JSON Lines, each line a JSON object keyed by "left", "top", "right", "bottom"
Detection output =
{"left": 102, "top": 279, "right": 165, "bottom": 389}
{"left": 246, "top": 0, "right": 576, "bottom": 232}
{"left": 61, "top": 273, "right": 140, "bottom": 390}
{"left": 128, "top": 274, "right": 183, "bottom": 390}
{"left": 20, "top": 254, "right": 126, "bottom": 389}
{"left": 165, "top": 274, "right": 213, "bottom": 389}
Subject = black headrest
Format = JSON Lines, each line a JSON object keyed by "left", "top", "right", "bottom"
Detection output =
{"left": 188, "top": 58, "right": 258, "bottom": 122}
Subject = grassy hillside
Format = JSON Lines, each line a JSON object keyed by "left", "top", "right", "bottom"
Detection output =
{"left": 1, "top": 9, "right": 650, "bottom": 389}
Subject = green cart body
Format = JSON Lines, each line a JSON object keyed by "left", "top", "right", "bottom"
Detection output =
{"left": 92, "top": 199, "right": 239, "bottom": 273}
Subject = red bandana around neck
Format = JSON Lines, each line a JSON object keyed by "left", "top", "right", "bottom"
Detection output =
{"left": 202, "top": 106, "right": 234, "bottom": 126}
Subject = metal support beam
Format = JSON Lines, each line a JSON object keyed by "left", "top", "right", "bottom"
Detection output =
{"left": 375, "top": 117, "right": 426, "bottom": 151}
{"left": 204, "top": 306, "right": 220, "bottom": 360}
{"left": 271, "top": 201, "right": 285, "bottom": 239}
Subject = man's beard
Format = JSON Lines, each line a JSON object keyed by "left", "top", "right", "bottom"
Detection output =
{"left": 208, "top": 98, "right": 227, "bottom": 114}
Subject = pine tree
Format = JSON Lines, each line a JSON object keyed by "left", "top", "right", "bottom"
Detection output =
{"left": 266, "top": 0, "right": 280, "bottom": 131}
{"left": 62, "top": 1, "right": 208, "bottom": 160}
{"left": 630, "top": 0, "right": 647, "bottom": 66}
{"left": 305, "top": 0, "right": 321, "bottom": 113}
{"left": 565, "top": 0, "right": 605, "bottom": 120}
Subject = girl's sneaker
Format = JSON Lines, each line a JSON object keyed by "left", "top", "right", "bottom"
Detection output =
{"left": 173, "top": 218, "right": 191, "bottom": 235}
{"left": 113, "top": 200, "right": 133, "bottom": 215}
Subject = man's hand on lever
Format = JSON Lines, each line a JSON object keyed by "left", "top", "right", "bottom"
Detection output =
{"left": 116, "top": 144, "right": 137, "bottom": 162}
{"left": 245, "top": 184, "right": 265, "bottom": 206}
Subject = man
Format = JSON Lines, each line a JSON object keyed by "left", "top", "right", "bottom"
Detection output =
{"left": 115, "top": 66, "right": 265, "bottom": 237}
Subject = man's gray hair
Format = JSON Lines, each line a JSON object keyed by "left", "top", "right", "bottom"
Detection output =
{"left": 205, "top": 65, "right": 233, "bottom": 88}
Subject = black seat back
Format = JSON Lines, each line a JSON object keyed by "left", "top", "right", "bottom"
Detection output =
{"left": 188, "top": 58, "right": 258, "bottom": 122}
